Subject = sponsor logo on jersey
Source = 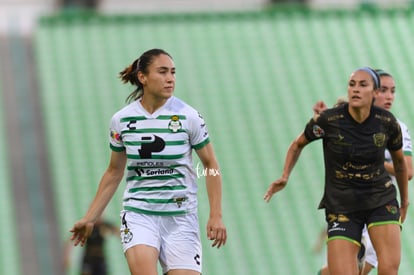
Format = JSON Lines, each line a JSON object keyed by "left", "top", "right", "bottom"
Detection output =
{"left": 327, "top": 114, "right": 344, "bottom": 121}
{"left": 334, "top": 134, "right": 352, "bottom": 146}
{"left": 110, "top": 129, "right": 122, "bottom": 144}
{"left": 374, "top": 114, "right": 391, "bottom": 122}
{"left": 136, "top": 168, "right": 175, "bottom": 177}
{"left": 136, "top": 161, "right": 165, "bottom": 167}
{"left": 174, "top": 197, "right": 187, "bottom": 208}
{"left": 313, "top": 125, "right": 325, "bottom": 137}
{"left": 335, "top": 169, "right": 381, "bottom": 180}
{"left": 139, "top": 135, "right": 166, "bottom": 158}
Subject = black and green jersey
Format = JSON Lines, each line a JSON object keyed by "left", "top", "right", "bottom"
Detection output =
{"left": 304, "top": 103, "right": 402, "bottom": 213}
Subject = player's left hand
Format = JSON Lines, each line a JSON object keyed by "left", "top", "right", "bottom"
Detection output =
{"left": 207, "top": 217, "right": 227, "bottom": 248}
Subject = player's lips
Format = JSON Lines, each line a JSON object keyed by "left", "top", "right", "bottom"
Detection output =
{"left": 383, "top": 103, "right": 392, "bottom": 110}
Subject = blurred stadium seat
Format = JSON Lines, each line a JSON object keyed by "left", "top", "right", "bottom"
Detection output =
{"left": 0, "top": 80, "right": 22, "bottom": 275}
{"left": 34, "top": 8, "right": 414, "bottom": 274}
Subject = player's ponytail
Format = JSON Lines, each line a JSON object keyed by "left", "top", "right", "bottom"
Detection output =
{"left": 120, "top": 58, "right": 144, "bottom": 103}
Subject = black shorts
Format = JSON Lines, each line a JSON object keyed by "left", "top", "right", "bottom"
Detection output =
{"left": 325, "top": 199, "right": 401, "bottom": 245}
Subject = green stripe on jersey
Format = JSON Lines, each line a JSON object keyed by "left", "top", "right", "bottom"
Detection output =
{"left": 125, "top": 197, "right": 187, "bottom": 204}
{"left": 127, "top": 164, "right": 182, "bottom": 170}
{"left": 127, "top": 153, "right": 185, "bottom": 160}
{"left": 128, "top": 185, "right": 186, "bottom": 192}
{"left": 192, "top": 138, "right": 210, "bottom": 150}
{"left": 156, "top": 115, "right": 187, "bottom": 120}
{"left": 122, "top": 128, "right": 186, "bottom": 134}
{"left": 124, "top": 206, "right": 187, "bottom": 216}
{"left": 110, "top": 144, "right": 125, "bottom": 152}
{"left": 120, "top": 115, "right": 187, "bottom": 122}
{"left": 120, "top": 116, "right": 147, "bottom": 122}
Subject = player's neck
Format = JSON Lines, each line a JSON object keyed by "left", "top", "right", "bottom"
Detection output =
{"left": 348, "top": 106, "right": 370, "bottom": 123}
{"left": 140, "top": 96, "right": 169, "bottom": 114}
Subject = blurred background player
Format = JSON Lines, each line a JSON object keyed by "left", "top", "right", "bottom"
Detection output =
{"left": 360, "top": 69, "right": 413, "bottom": 274}
{"left": 64, "top": 217, "right": 119, "bottom": 275}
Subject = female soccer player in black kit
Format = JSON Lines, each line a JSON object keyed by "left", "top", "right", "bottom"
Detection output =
{"left": 64, "top": 218, "right": 118, "bottom": 275}
{"left": 264, "top": 67, "right": 409, "bottom": 275}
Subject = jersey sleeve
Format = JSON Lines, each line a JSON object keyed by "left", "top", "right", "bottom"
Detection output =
{"left": 188, "top": 110, "right": 210, "bottom": 150}
{"left": 304, "top": 115, "right": 326, "bottom": 142}
{"left": 109, "top": 113, "right": 125, "bottom": 152}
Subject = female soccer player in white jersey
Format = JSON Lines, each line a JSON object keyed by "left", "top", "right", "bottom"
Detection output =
{"left": 70, "top": 48, "right": 227, "bottom": 275}
{"left": 359, "top": 69, "right": 413, "bottom": 275}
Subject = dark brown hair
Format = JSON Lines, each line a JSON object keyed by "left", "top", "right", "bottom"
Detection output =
{"left": 119, "top": 49, "right": 172, "bottom": 103}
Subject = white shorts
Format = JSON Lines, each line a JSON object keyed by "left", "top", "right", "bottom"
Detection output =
{"left": 362, "top": 226, "right": 378, "bottom": 268}
{"left": 119, "top": 210, "right": 202, "bottom": 274}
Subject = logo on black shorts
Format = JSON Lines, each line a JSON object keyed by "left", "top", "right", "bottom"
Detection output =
{"left": 327, "top": 214, "right": 349, "bottom": 223}
{"left": 386, "top": 204, "right": 398, "bottom": 215}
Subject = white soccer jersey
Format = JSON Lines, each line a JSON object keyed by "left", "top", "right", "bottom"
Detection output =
{"left": 109, "top": 96, "right": 209, "bottom": 216}
{"left": 384, "top": 119, "right": 412, "bottom": 185}
{"left": 385, "top": 119, "right": 412, "bottom": 162}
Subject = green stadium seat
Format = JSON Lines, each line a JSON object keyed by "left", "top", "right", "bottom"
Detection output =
{"left": 0, "top": 80, "right": 22, "bottom": 275}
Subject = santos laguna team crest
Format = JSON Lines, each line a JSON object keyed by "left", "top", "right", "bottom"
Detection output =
{"left": 373, "top": 133, "right": 386, "bottom": 147}
{"left": 168, "top": 115, "right": 182, "bottom": 132}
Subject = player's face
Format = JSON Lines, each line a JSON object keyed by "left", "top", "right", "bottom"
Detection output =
{"left": 374, "top": 75, "right": 395, "bottom": 111}
{"left": 347, "top": 70, "right": 377, "bottom": 108}
{"left": 140, "top": 54, "right": 176, "bottom": 100}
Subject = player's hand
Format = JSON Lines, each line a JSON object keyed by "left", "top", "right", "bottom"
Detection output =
{"left": 313, "top": 100, "right": 327, "bottom": 115}
{"left": 69, "top": 219, "right": 95, "bottom": 247}
{"left": 264, "top": 178, "right": 288, "bottom": 202}
{"left": 207, "top": 217, "right": 227, "bottom": 248}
